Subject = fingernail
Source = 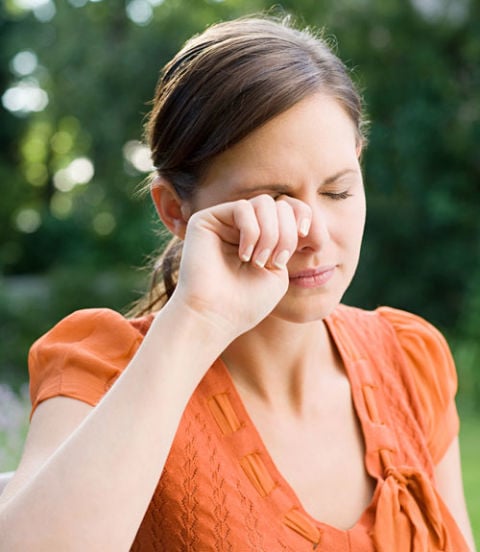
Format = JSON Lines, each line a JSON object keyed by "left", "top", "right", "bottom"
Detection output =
{"left": 254, "top": 249, "right": 271, "bottom": 268}
{"left": 299, "top": 218, "right": 311, "bottom": 237}
{"left": 274, "top": 250, "right": 290, "bottom": 269}
{"left": 241, "top": 245, "right": 254, "bottom": 262}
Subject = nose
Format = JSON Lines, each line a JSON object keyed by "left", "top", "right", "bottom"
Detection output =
{"left": 296, "top": 201, "right": 330, "bottom": 253}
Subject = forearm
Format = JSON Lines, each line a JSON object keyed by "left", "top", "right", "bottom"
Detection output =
{"left": 0, "top": 299, "right": 229, "bottom": 551}
{"left": 435, "top": 437, "right": 477, "bottom": 552}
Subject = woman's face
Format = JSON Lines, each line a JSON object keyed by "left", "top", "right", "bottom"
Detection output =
{"left": 187, "top": 93, "right": 366, "bottom": 323}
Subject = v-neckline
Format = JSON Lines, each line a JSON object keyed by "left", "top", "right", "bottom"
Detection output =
{"left": 202, "top": 309, "right": 383, "bottom": 538}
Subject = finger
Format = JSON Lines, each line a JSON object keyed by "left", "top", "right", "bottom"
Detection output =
{"left": 278, "top": 195, "right": 312, "bottom": 237}
{"left": 248, "top": 195, "right": 280, "bottom": 268}
{"left": 231, "top": 200, "right": 260, "bottom": 262}
{"left": 195, "top": 200, "right": 260, "bottom": 261}
{"left": 270, "top": 200, "right": 298, "bottom": 270}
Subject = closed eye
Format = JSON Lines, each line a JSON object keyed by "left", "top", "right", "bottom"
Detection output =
{"left": 322, "top": 190, "right": 353, "bottom": 200}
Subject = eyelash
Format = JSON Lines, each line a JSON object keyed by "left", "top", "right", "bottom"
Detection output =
{"left": 268, "top": 190, "right": 353, "bottom": 201}
{"left": 322, "top": 191, "right": 353, "bottom": 200}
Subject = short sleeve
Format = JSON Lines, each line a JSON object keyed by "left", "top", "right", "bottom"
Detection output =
{"left": 28, "top": 309, "right": 146, "bottom": 417}
{"left": 377, "top": 307, "right": 459, "bottom": 464}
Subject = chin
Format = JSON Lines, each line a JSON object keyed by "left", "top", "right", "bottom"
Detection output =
{"left": 269, "top": 293, "right": 343, "bottom": 325}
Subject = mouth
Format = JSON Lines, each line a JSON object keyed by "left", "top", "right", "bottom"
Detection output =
{"left": 288, "top": 266, "right": 336, "bottom": 288}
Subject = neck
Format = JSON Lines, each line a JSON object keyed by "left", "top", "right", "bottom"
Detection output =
{"left": 222, "top": 315, "right": 341, "bottom": 416}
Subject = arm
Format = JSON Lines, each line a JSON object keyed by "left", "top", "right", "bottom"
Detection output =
{"left": 435, "top": 436, "right": 476, "bottom": 552}
{"left": 0, "top": 472, "right": 14, "bottom": 496}
{"left": 0, "top": 195, "right": 309, "bottom": 551}
{"left": 0, "top": 302, "right": 231, "bottom": 551}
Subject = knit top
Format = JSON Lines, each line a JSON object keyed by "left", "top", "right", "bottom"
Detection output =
{"left": 28, "top": 304, "right": 469, "bottom": 551}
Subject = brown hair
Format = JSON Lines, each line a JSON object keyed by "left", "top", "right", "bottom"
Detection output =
{"left": 132, "top": 14, "right": 367, "bottom": 315}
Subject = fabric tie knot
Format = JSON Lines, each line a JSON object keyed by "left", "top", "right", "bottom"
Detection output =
{"left": 372, "top": 464, "right": 469, "bottom": 552}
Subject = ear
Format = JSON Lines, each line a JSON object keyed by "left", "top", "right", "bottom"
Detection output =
{"left": 150, "top": 177, "right": 189, "bottom": 239}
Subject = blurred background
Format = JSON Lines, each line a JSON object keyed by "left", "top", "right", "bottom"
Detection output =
{"left": 0, "top": 0, "right": 479, "bottom": 542}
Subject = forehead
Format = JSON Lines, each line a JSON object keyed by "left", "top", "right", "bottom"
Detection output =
{"left": 200, "top": 93, "right": 359, "bottom": 188}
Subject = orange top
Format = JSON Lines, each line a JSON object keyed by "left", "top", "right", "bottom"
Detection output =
{"left": 28, "top": 305, "right": 469, "bottom": 551}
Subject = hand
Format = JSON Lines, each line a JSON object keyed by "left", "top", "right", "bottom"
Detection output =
{"left": 169, "top": 194, "right": 312, "bottom": 341}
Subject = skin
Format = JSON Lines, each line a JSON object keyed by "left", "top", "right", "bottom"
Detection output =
{"left": 0, "top": 93, "right": 475, "bottom": 550}
{"left": 168, "top": 94, "right": 372, "bottom": 527}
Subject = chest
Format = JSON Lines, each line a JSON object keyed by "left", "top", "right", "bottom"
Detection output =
{"left": 134, "top": 355, "right": 434, "bottom": 551}
{"left": 136, "top": 405, "right": 377, "bottom": 552}
{"left": 246, "top": 375, "right": 376, "bottom": 529}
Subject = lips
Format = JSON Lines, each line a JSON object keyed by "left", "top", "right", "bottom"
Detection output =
{"left": 288, "top": 266, "right": 336, "bottom": 288}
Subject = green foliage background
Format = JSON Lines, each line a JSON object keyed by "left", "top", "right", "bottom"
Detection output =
{"left": 1, "top": 0, "right": 479, "bottom": 414}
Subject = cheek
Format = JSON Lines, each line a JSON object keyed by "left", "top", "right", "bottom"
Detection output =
{"left": 350, "top": 189, "right": 366, "bottom": 226}
{"left": 337, "top": 198, "right": 366, "bottom": 252}
{"left": 353, "top": 198, "right": 367, "bottom": 240}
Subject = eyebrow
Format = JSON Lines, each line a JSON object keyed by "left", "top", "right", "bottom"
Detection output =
{"left": 234, "top": 168, "right": 358, "bottom": 197}
{"left": 323, "top": 168, "right": 358, "bottom": 185}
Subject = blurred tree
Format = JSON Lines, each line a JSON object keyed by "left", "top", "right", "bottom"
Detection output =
{"left": 1, "top": 0, "right": 479, "bottom": 405}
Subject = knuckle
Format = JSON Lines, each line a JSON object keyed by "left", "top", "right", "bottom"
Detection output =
{"left": 236, "top": 198, "right": 250, "bottom": 208}
{"left": 260, "top": 225, "right": 279, "bottom": 244}
{"left": 188, "top": 210, "right": 202, "bottom": 226}
{"left": 247, "top": 221, "right": 261, "bottom": 240}
{"left": 276, "top": 198, "right": 294, "bottom": 215}
{"left": 252, "top": 193, "right": 276, "bottom": 208}
{"left": 257, "top": 220, "right": 279, "bottom": 245}
{"left": 235, "top": 198, "right": 253, "bottom": 214}
{"left": 234, "top": 199, "right": 256, "bottom": 222}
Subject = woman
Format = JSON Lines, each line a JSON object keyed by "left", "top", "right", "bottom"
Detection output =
{"left": 0, "top": 15, "right": 475, "bottom": 551}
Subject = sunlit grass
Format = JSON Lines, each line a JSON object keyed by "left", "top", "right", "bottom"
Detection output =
{"left": 0, "top": 384, "right": 29, "bottom": 472}
{"left": 459, "top": 411, "right": 480, "bottom": 549}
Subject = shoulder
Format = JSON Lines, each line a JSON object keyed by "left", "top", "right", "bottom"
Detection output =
{"left": 29, "top": 308, "right": 154, "bottom": 414}
{"left": 29, "top": 308, "right": 153, "bottom": 367}
{"left": 334, "top": 304, "right": 453, "bottom": 364}
{"left": 375, "top": 307, "right": 458, "bottom": 406}
{"left": 376, "top": 306, "right": 453, "bottom": 360}
{"left": 333, "top": 304, "right": 459, "bottom": 463}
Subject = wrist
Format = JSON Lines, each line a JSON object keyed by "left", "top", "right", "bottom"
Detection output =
{"left": 149, "top": 291, "right": 235, "bottom": 363}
